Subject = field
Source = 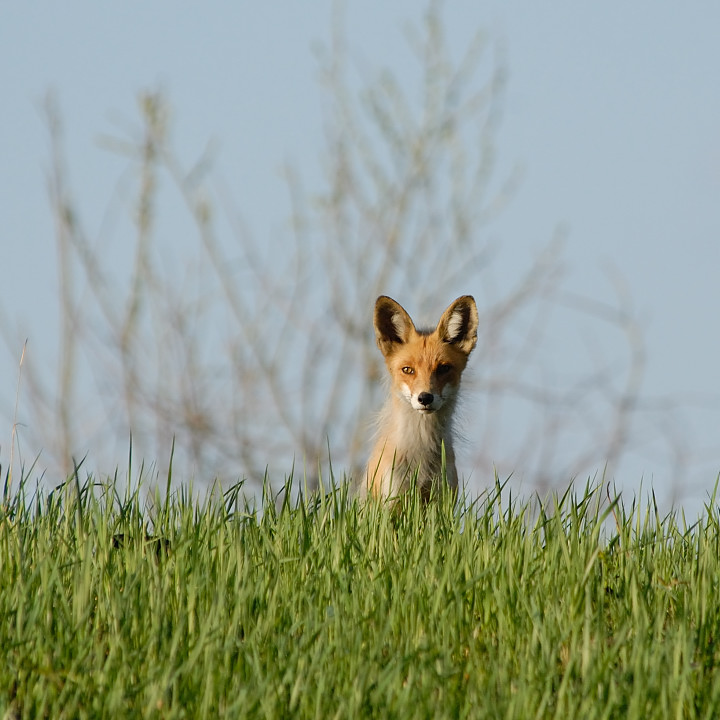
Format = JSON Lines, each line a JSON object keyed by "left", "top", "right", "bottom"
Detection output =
{"left": 2, "top": 472, "right": 720, "bottom": 719}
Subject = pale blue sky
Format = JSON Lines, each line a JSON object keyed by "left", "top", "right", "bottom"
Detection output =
{"left": 2, "top": 3, "right": 719, "bottom": 510}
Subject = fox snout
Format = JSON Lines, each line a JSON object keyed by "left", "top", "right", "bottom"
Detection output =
{"left": 417, "top": 391, "right": 434, "bottom": 408}
{"left": 403, "top": 384, "right": 453, "bottom": 413}
{"left": 407, "top": 387, "right": 440, "bottom": 413}
{"left": 411, "top": 389, "right": 442, "bottom": 413}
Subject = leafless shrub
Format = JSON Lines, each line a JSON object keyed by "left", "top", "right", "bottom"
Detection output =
{"left": 1, "top": 5, "right": 693, "bottom": 499}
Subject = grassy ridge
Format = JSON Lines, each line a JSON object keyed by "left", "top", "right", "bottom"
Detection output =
{"left": 2, "top": 475, "right": 720, "bottom": 719}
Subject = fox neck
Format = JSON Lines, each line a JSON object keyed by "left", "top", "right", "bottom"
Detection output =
{"left": 379, "top": 390, "right": 458, "bottom": 484}
{"left": 390, "top": 390, "right": 456, "bottom": 448}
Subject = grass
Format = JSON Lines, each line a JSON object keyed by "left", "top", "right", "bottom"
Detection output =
{"left": 2, "top": 471, "right": 720, "bottom": 719}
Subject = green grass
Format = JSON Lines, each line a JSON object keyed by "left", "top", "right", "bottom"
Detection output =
{"left": 2, "top": 472, "right": 720, "bottom": 719}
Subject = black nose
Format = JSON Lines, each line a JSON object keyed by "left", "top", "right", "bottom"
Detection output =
{"left": 417, "top": 392, "right": 434, "bottom": 406}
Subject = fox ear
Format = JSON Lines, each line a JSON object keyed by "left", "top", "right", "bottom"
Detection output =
{"left": 437, "top": 295, "right": 478, "bottom": 355}
{"left": 374, "top": 296, "right": 415, "bottom": 356}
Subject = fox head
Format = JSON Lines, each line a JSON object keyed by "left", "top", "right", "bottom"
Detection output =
{"left": 373, "top": 295, "right": 478, "bottom": 414}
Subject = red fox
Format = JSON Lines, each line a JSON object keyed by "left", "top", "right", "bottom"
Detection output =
{"left": 365, "top": 295, "right": 478, "bottom": 501}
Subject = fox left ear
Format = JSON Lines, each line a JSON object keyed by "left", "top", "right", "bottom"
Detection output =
{"left": 437, "top": 295, "right": 478, "bottom": 355}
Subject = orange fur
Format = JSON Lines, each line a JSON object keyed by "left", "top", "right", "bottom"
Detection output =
{"left": 365, "top": 295, "right": 478, "bottom": 501}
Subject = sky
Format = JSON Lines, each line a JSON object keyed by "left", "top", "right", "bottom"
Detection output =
{"left": 2, "top": 3, "right": 719, "bottom": 512}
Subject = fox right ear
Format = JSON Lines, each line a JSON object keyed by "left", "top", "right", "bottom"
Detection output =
{"left": 436, "top": 295, "right": 479, "bottom": 355}
{"left": 374, "top": 296, "right": 415, "bottom": 356}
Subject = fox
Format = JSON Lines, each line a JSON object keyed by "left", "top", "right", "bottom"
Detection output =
{"left": 364, "top": 294, "right": 479, "bottom": 501}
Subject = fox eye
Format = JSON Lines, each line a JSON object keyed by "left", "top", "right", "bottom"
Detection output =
{"left": 401, "top": 366, "right": 414, "bottom": 375}
{"left": 436, "top": 364, "right": 452, "bottom": 376}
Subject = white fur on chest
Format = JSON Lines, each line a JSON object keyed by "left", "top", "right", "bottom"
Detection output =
{"left": 374, "top": 395, "right": 457, "bottom": 494}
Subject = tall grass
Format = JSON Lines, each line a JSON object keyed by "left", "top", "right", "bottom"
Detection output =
{"left": 2, "top": 472, "right": 720, "bottom": 718}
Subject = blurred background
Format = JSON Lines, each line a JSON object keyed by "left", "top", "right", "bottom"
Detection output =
{"left": 2, "top": 2, "right": 719, "bottom": 513}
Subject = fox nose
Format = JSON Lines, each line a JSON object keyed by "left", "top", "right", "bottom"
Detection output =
{"left": 417, "top": 392, "right": 434, "bottom": 407}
